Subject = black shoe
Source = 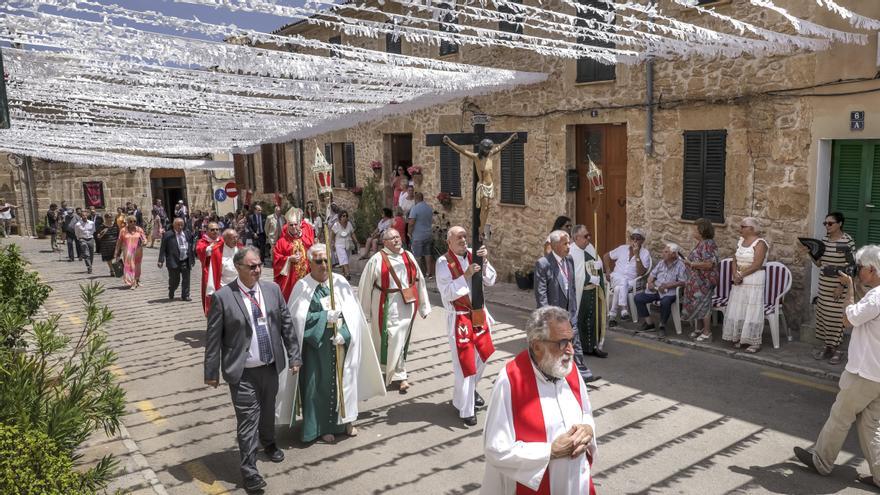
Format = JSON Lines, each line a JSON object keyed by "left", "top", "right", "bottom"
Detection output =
{"left": 793, "top": 447, "right": 818, "bottom": 473}
{"left": 608, "top": 318, "right": 618, "bottom": 327}
{"left": 168, "top": 295, "right": 175, "bottom": 301}
{"left": 243, "top": 474, "right": 267, "bottom": 492}
{"left": 638, "top": 323, "right": 656, "bottom": 332}
{"left": 474, "top": 392, "right": 485, "bottom": 408}
{"left": 87, "top": 267, "right": 92, "bottom": 274}
{"left": 592, "top": 348, "right": 608, "bottom": 358}
{"left": 264, "top": 444, "right": 284, "bottom": 463}
{"left": 182, "top": 297, "right": 192, "bottom": 302}
{"left": 584, "top": 375, "right": 602, "bottom": 383}
{"left": 462, "top": 415, "right": 477, "bottom": 427}
{"left": 658, "top": 328, "right": 667, "bottom": 339}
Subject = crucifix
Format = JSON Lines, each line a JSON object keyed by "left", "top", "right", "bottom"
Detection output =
{"left": 425, "top": 114, "right": 527, "bottom": 321}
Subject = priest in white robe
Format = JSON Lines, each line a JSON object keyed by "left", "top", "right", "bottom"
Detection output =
{"left": 275, "top": 243, "right": 385, "bottom": 441}
{"left": 482, "top": 305, "right": 598, "bottom": 495}
{"left": 570, "top": 225, "right": 608, "bottom": 358}
{"left": 358, "top": 228, "right": 430, "bottom": 393}
{"left": 436, "top": 226, "right": 496, "bottom": 427}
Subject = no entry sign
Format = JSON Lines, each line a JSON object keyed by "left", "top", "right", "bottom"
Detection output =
{"left": 224, "top": 181, "right": 238, "bottom": 198}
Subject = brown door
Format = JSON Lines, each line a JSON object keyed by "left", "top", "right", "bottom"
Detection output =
{"left": 575, "top": 124, "right": 627, "bottom": 255}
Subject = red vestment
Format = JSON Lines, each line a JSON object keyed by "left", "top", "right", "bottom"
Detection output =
{"left": 272, "top": 220, "right": 314, "bottom": 301}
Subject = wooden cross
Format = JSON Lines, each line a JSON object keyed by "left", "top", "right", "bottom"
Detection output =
{"left": 425, "top": 114, "right": 528, "bottom": 315}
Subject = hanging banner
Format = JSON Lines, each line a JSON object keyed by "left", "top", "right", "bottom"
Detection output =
{"left": 82, "top": 181, "right": 105, "bottom": 209}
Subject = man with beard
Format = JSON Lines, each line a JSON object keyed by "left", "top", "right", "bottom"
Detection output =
{"left": 197, "top": 224, "right": 242, "bottom": 315}
{"left": 436, "top": 226, "right": 496, "bottom": 427}
{"left": 358, "top": 228, "right": 431, "bottom": 393}
{"left": 272, "top": 208, "right": 314, "bottom": 301}
{"left": 481, "top": 306, "right": 598, "bottom": 494}
{"left": 276, "top": 243, "right": 384, "bottom": 442}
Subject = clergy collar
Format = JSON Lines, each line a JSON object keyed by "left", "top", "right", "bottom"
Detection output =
{"left": 528, "top": 349, "right": 559, "bottom": 383}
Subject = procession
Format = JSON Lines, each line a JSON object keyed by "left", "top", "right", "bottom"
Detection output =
{"left": 3, "top": 0, "right": 880, "bottom": 494}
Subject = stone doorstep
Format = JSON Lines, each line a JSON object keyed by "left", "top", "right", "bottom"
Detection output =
{"left": 425, "top": 280, "right": 844, "bottom": 384}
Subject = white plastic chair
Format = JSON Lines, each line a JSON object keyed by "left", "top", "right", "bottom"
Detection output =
{"left": 763, "top": 261, "right": 793, "bottom": 349}
{"left": 711, "top": 257, "right": 734, "bottom": 325}
{"left": 623, "top": 257, "right": 653, "bottom": 323}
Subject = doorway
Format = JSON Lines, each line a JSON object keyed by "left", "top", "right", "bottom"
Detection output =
{"left": 384, "top": 133, "right": 413, "bottom": 206}
{"left": 150, "top": 168, "right": 188, "bottom": 213}
{"left": 575, "top": 124, "right": 628, "bottom": 254}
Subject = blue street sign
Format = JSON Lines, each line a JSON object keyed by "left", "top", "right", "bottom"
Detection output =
{"left": 214, "top": 189, "right": 227, "bottom": 202}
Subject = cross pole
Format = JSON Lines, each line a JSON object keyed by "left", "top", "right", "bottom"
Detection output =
{"left": 425, "top": 115, "right": 527, "bottom": 316}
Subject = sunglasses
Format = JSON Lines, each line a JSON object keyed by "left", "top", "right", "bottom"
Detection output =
{"left": 822, "top": 221, "right": 838, "bottom": 226}
{"left": 238, "top": 263, "right": 261, "bottom": 271}
{"left": 542, "top": 338, "right": 574, "bottom": 351}
{"left": 312, "top": 259, "right": 329, "bottom": 265}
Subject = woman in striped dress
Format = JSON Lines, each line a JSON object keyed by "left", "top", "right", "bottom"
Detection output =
{"left": 806, "top": 212, "right": 856, "bottom": 365}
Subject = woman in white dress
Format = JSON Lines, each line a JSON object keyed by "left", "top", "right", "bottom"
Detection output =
{"left": 722, "top": 217, "right": 769, "bottom": 353}
{"left": 331, "top": 210, "right": 359, "bottom": 280}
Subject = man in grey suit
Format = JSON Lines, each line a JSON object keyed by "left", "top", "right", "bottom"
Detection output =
{"left": 534, "top": 230, "right": 599, "bottom": 383}
{"left": 205, "top": 246, "right": 301, "bottom": 493}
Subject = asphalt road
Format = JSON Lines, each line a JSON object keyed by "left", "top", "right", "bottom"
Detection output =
{"left": 18, "top": 238, "right": 876, "bottom": 495}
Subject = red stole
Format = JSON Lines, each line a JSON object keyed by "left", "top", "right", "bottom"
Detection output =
{"left": 196, "top": 236, "right": 223, "bottom": 316}
{"left": 506, "top": 351, "right": 595, "bottom": 495}
{"left": 446, "top": 249, "right": 495, "bottom": 377}
{"left": 378, "top": 250, "right": 420, "bottom": 343}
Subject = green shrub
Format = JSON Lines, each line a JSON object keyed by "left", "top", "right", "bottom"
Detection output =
{"left": 354, "top": 178, "right": 383, "bottom": 245}
{"left": 0, "top": 422, "right": 100, "bottom": 495}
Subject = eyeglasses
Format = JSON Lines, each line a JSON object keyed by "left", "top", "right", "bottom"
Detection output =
{"left": 823, "top": 221, "right": 838, "bottom": 226}
{"left": 542, "top": 338, "right": 574, "bottom": 351}
{"left": 209, "top": 228, "right": 220, "bottom": 232}
{"left": 238, "top": 263, "right": 261, "bottom": 271}
{"left": 630, "top": 236, "right": 644, "bottom": 241}
{"left": 312, "top": 259, "right": 328, "bottom": 265}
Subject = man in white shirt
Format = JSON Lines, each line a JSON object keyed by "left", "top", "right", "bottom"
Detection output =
{"left": 481, "top": 305, "right": 597, "bottom": 494}
{"left": 795, "top": 245, "right": 880, "bottom": 488}
{"left": 73, "top": 210, "right": 96, "bottom": 274}
{"left": 602, "top": 228, "right": 651, "bottom": 323}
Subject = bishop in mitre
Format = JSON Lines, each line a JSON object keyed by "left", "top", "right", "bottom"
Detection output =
{"left": 358, "top": 228, "right": 430, "bottom": 393}
{"left": 276, "top": 243, "right": 384, "bottom": 443}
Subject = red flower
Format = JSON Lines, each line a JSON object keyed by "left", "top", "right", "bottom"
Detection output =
{"left": 370, "top": 160, "right": 382, "bottom": 170}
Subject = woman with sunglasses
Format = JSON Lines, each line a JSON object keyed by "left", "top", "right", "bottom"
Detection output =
{"left": 804, "top": 212, "right": 855, "bottom": 364}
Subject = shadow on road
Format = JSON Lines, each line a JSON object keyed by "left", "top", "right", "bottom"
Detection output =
{"left": 165, "top": 449, "right": 240, "bottom": 490}
{"left": 728, "top": 461, "right": 864, "bottom": 494}
{"left": 174, "top": 330, "right": 205, "bottom": 349}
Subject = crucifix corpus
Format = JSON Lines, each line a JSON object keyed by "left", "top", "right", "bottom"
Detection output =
{"left": 425, "top": 113, "right": 527, "bottom": 324}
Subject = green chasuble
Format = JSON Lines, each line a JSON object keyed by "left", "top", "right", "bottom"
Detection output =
{"left": 577, "top": 251, "right": 606, "bottom": 353}
{"left": 299, "top": 283, "right": 352, "bottom": 443}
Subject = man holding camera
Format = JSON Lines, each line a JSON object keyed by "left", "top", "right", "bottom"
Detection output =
{"left": 795, "top": 245, "right": 880, "bottom": 488}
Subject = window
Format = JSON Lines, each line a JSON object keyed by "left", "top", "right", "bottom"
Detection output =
{"left": 326, "top": 142, "right": 356, "bottom": 188}
{"left": 260, "top": 143, "right": 288, "bottom": 194}
{"left": 500, "top": 139, "right": 525, "bottom": 205}
{"left": 682, "top": 130, "right": 726, "bottom": 223}
{"left": 234, "top": 153, "right": 257, "bottom": 190}
{"left": 328, "top": 35, "right": 342, "bottom": 58}
{"left": 438, "top": 2, "right": 459, "bottom": 56}
{"left": 498, "top": 0, "right": 524, "bottom": 35}
{"left": 439, "top": 144, "right": 462, "bottom": 197}
{"left": 576, "top": 0, "right": 615, "bottom": 83}
{"left": 386, "top": 22, "right": 402, "bottom": 54}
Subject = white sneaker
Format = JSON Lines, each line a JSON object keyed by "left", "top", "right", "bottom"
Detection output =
{"left": 621, "top": 310, "right": 630, "bottom": 320}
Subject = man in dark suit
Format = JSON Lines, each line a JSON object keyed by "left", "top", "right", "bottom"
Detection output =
{"left": 248, "top": 204, "right": 267, "bottom": 263}
{"left": 534, "top": 230, "right": 599, "bottom": 383}
{"left": 158, "top": 217, "right": 195, "bottom": 301}
{"left": 205, "top": 246, "right": 301, "bottom": 493}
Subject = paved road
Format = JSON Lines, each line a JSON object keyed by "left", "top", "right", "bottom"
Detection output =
{"left": 14, "top": 237, "right": 876, "bottom": 494}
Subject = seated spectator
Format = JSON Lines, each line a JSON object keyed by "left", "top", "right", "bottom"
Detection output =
{"left": 633, "top": 243, "right": 687, "bottom": 338}
{"left": 603, "top": 228, "right": 651, "bottom": 324}
{"left": 362, "top": 208, "right": 394, "bottom": 259}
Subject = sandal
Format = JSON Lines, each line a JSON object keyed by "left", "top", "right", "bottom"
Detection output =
{"left": 745, "top": 345, "right": 761, "bottom": 353}
{"left": 689, "top": 330, "right": 701, "bottom": 339}
{"left": 695, "top": 332, "right": 713, "bottom": 343}
{"left": 345, "top": 424, "right": 358, "bottom": 437}
{"left": 829, "top": 350, "right": 844, "bottom": 365}
{"left": 733, "top": 341, "right": 743, "bottom": 349}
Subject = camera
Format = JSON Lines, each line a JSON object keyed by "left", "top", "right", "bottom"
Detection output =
{"left": 821, "top": 264, "right": 856, "bottom": 277}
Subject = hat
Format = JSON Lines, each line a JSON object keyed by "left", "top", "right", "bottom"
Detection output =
{"left": 285, "top": 207, "right": 303, "bottom": 225}
{"left": 630, "top": 228, "right": 646, "bottom": 239}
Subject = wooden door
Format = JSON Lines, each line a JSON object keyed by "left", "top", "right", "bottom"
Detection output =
{"left": 831, "top": 140, "right": 880, "bottom": 247}
{"left": 575, "top": 124, "right": 627, "bottom": 254}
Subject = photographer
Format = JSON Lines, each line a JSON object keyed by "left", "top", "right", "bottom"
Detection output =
{"left": 794, "top": 245, "right": 880, "bottom": 488}
{"left": 803, "top": 212, "right": 855, "bottom": 365}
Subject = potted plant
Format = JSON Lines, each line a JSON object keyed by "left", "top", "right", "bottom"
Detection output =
{"left": 408, "top": 165, "right": 423, "bottom": 186}
{"left": 514, "top": 265, "right": 534, "bottom": 290}
{"left": 35, "top": 220, "right": 48, "bottom": 239}
{"left": 436, "top": 191, "right": 452, "bottom": 209}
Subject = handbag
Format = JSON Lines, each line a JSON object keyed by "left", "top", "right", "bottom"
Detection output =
{"left": 381, "top": 251, "right": 418, "bottom": 304}
{"left": 112, "top": 259, "right": 123, "bottom": 278}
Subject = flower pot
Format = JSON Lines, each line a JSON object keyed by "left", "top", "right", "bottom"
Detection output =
{"left": 412, "top": 174, "right": 423, "bottom": 187}
{"left": 515, "top": 272, "right": 534, "bottom": 290}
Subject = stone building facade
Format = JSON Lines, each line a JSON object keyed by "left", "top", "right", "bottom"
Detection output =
{"left": 233, "top": 0, "right": 880, "bottom": 337}
{"left": 0, "top": 155, "right": 226, "bottom": 236}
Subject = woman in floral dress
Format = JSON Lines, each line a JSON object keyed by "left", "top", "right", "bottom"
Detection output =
{"left": 114, "top": 215, "right": 146, "bottom": 289}
{"left": 682, "top": 218, "right": 719, "bottom": 341}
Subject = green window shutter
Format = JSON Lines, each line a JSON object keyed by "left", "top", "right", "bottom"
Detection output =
{"left": 344, "top": 142, "right": 356, "bottom": 188}
{"left": 500, "top": 140, "right": 525, "bottom": 205}
{"left": 831, "top": 141, "right": 865, "bottom": 242}
{"left": 681, "top": 132, "right": 704, "bottom": 221}
{"left": 440, "top": 144, "right": 461, "bottom": 197}
{"left": 261, "top": 143, "right": 276, "bottom": 193}
{"left": 575, "top": 0, "right": 615, "bottom": 83}
{"left": 867, "top": 144, "right": 880, "bottom": 245}
{"left": 682, "top": 130, "right": 726, "bottom": 223}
